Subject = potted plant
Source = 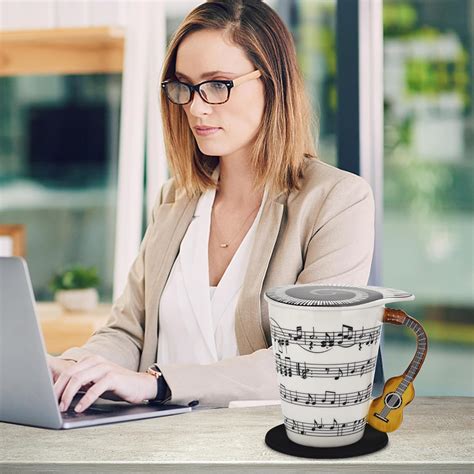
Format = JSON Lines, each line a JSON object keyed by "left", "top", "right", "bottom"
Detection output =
{"left": 49, "top": 264, "right": 100, "bottom": 312}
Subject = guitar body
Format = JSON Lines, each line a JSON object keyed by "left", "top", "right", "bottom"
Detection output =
{"left": 367, "top": 375, "right": 415, "bottom": 433}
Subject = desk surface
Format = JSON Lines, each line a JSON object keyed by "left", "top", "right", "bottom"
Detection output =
{"left": 1, "top": 397, "right": 472, "bottom": 473}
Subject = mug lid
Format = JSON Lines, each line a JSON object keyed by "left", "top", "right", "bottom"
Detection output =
{"left": 264, "top": 284, "right": 384, "bottom": 307}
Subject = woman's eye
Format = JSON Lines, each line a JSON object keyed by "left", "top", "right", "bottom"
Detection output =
{"left": 211, "top": 82, "right": 226, "bottom": 89}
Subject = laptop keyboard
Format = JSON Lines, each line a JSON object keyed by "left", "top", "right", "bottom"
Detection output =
{"left": 61, "top": 400, "right": 119, "bottom": 418}
{"left": 62, "top": 406, "right": 109, "bottom": 418}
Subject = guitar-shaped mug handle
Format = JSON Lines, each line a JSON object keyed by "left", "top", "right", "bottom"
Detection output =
{"left": 367, "top": 308, "right": 428, "bottom": 433}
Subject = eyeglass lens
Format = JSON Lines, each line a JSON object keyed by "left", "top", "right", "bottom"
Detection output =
{"left": 165, "top": 81, "right": 228, "bottom": 104}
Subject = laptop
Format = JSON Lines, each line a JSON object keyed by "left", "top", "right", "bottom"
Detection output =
{"left": 0, "top": 256, "right": 192, "bottom": 429}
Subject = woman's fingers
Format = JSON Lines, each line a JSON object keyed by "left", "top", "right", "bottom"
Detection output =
{"left": 58, "top": 364, "right": 110, "bottom": 412}
{"left": 46, "top": 355, "right": 74, "bottom": 383}
{"left": 54, "top": 356, "right": 104, "bottom": 405}
{"left": 74, "top": 375, "right": 116, "bottom": 412}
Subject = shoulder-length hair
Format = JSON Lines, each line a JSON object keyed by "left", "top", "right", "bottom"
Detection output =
{"left": 160, "top": 0, "right": 319, "bottom": 199}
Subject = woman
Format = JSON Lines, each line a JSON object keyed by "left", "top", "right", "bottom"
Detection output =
{"left": 48, "top": 0, "right": 375, "bottom": 413}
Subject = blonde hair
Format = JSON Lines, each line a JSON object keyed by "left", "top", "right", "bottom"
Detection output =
{"left": 160, "top": 0, "right": 319, "bottom": 198}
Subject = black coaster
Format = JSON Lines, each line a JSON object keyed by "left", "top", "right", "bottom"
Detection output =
{"left": 265, "top": 423, "right": 388, "bottom": 459}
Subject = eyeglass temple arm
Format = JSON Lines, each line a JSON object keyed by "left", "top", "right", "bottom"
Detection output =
{"left": 232, "top": 70, "right": 262, "bottom": 87}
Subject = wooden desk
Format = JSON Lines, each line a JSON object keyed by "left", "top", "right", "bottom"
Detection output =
{"left": 0, "top": 397, "right": 472, "bottom": 472}
{"left": 36, "top": 302, "right": 111, "bottom": 354}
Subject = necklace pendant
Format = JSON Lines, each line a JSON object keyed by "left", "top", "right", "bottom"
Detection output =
{"left": 220, "top": 243, "right": 229, "bottom": 248}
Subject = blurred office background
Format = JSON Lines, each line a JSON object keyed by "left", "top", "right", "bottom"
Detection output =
{"left": 0, "top": 0, "right": 472, "bottom": 395}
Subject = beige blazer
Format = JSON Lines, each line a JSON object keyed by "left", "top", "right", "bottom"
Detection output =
{"left": 60, "top": 157, "right": 375, "bottom": 407}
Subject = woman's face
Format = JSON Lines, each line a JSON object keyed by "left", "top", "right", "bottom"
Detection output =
{"left": 174, "top": 29, "right": 265, "bottom": 161}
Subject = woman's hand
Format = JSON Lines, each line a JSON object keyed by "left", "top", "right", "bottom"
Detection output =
{"left": 47, "top": 354, "right": 76, "bottom": 383}
{"left": 53, "top": 354, "right": 158, "bottom": 413}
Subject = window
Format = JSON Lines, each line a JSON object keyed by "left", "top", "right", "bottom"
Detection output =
{"left": 382, "top": 0, "right": 473, "bottom": 395}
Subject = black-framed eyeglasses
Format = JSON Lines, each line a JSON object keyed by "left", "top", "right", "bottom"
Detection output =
{"left": 161, "top": 69, "right": 262, "bottom": 105}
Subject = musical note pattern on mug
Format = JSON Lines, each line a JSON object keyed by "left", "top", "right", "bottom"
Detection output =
{"left": 280, "top": 383, "right": 372, "bottom": 408}
{"left": 275, "top": 354, "right": 377, "bottom": 379}
{"left": 270, "top": 319, "right": 381, "bottom": 354}
{"left": 284, "top": 415, "right": 366, "bottom": 437}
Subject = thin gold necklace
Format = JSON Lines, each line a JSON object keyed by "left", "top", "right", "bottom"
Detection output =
{"left": 212, "top": 202, "right": 261, "bottom": 248}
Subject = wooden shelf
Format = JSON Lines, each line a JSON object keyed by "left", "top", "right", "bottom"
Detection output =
{"left": 0, "top": 224, "right": 26, "bottom": 257}
{"left": 0, "top": 26, "right": 125, "bottom": 76}
{"left": 36, "top": 301, "right": 112, "bottom": 355}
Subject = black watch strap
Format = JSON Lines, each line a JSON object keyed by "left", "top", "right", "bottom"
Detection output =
{"left": 153, "top": 365, "right": 171, "bottom": 402}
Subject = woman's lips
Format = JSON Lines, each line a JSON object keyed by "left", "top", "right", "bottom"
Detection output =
{"left": 195, "top": 127, "right": 221, "bottom": 136}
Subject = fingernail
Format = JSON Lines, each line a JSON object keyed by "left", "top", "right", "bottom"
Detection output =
{"left": 75, "top": 404, "right": 82, "bottom": 412}
{"left": 59, "top": 402, "right": 64, "bottom": 411}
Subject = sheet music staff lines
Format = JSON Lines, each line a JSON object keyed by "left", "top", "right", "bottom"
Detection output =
{"left": 279, "top": 383, "right": 372, "bottom": 408}
{"left": 270, "top": 319, "right": 381, "bottom": 354}
{"left": 284, "top": 416, "right": 366, "bottom": 437}
{"left": 275, "top": 354, "right": 377, "bottom": 379}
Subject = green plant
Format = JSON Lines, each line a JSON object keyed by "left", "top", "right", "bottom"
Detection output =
{"left": 49, "top": 264, "right": 100, "bottom": 292}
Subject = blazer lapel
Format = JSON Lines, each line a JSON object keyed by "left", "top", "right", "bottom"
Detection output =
{"left": 141, "top": 194, "right": 198, "bottom": 370}
{"left": 234, "top": 192, "right": 286, "bottom": 355}
{"left": 179, "top": 187, "right": 219, "bottom": 360}
{"left": 142, "top": 167, "right": 221, "bottom": 368}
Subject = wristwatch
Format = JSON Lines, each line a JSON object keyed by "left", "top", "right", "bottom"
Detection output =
{"left": 146, "top": 363, "right": 170, "bottom": 403}
{"left": 145, "top": 363, "right": 197, "bottom": 408}
{"left": 146, "top": 363, "right": 162, "bottom": 380}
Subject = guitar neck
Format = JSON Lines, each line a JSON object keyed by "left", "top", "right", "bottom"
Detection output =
{"left": 395, "top": 316, "right": 428, "bottom": 394}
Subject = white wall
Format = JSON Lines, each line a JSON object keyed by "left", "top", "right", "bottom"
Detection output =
{"left": 0, "top": 0, "right": 128, "bottom": 30}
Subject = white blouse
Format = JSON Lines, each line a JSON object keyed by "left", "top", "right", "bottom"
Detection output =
{"left": 157, "top": 172, "right": 268, "bottom": 366}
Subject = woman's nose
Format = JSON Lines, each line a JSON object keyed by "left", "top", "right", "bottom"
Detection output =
{"left": 189, "top": 90, "right": 213, "bottom": 116}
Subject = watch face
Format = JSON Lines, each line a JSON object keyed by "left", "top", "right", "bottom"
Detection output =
{"left": 147, "top": 366, "right": 161, "bottom": 378}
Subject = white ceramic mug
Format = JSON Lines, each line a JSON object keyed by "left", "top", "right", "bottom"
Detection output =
{"left": 264, "top": 284, "right": 428, "bottom": 448}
